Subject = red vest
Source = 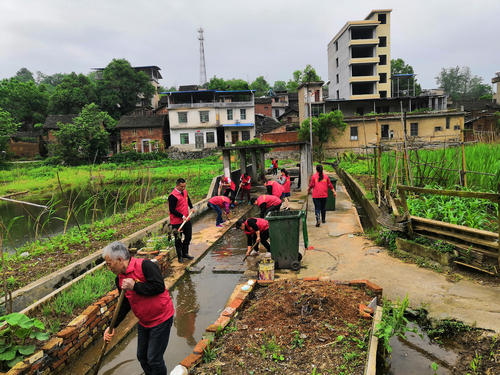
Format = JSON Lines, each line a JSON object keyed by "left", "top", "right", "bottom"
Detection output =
{"left": 282, "top": 175, "right": 291, "bottom": 193}
{"left": 240, "top": 174, "right": 251, "bottom": 190}
{"left": 309, "top": 173, "right": 333, "bottom": 198}
{"left": 222, "top": 177, "right": 235, "bottom": 191}
{"left": 169, "top": 188, "right": 189, "bottom": 225}
{"left": 256, "top": 194, "right": 281, "bottom": 208}
{"left": 266, "top": 181, "right": 284, "bottom": 198}
{"left": 244, "top": 218, "right": 269, "bottom": 235}
{"left": 272, "top": 160, "right": 278, "bottom": 168}
{"left": 118, "top": 258, "right": 174, "bottom": 328}
{"left": 209, "top": 195, "right": 231, "bottom": 208}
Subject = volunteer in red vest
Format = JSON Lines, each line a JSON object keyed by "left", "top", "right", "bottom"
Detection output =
{"left": 308, "top": 164, "right": 336, "bottom": 227}
{"left": 271, "top": 158, "right": 278, "bottom": 175}
{"left": 103, "top": 241, "right": 174, "bottom": 375}
{"left": 236, "top": 217, "right": 270, "bottom": 255}
{"left": 219, "top": 176, "right": 236, "bottom": 205}
{"left": 208, "top": 195, "right": 231, "bottom": 227}
{"left": 239, "top": 172, "right": 252, "bottom": 203}
{"left": 252, "top": 194, "right": 282, "bottom": 218}
{"left": 265, "top": 179, "right": 284, "bottom": 200}
{"left": 278, "top": 168, "right": 291, "bottom": 210}
{"left": 168, "top": 178, "right": 194, "bottom": 263}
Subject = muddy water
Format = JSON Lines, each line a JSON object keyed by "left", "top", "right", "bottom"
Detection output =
{"left": 0, "top": 182, "right": 165, "bottom": 251}
{"left": 97, "top": 227, "right": 249, "bottom": 375}
{"left": 380, "top": 321, "right": 459, "bottom": 374}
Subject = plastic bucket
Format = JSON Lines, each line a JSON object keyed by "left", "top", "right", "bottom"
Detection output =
{"left": 258, "top": 258, "right": 275, "bottom": 281}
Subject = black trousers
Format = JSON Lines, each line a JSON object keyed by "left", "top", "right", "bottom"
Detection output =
{"left": 248, "top": 229, "right": 270, "bottom": 252}
{"left": 171, "top": 221, "right": 192, "bottom": 259}
{"left": 313, "top": 197, "right": 327, "bottom": 222}
{"left": 223, "top": 188, "right": 236, "bottom": 204}
{"left": 259, "top": 203, "right": 281, "bottom": 218}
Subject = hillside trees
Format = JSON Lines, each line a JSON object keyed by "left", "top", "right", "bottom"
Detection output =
{"left": 48, "top": 73, "right": 97, "bottom": 115}
{"left": 391, "top": 58, "right": 422, "bottom": 95}
{"left": 436, "top": 66, "right": 492, "bottom": 101}
{"left": 0, "top": 109, "right": 20, "bottom": 157}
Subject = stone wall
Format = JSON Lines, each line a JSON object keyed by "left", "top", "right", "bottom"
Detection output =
{"left": 166, "top": 147, "right": 217, "bottom": 160}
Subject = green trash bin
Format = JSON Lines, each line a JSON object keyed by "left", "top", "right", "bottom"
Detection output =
{"left": 326, "top": 178, "right": 337, "bottom": 211}
{"left": 266, "top": 210, "right": 302, "bottom": 270}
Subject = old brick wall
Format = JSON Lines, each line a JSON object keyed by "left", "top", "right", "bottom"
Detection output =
{"left": 255, "top": 103, "right": 272, "bottom": 117}
{"left": 120, "top": 128, "right": 165, "bottom": 152}
{"left": 260, "top": 131, "right": 299, "bottom": 151}
{"left": 8, "top": 140, "right": 39, "bottom": 158}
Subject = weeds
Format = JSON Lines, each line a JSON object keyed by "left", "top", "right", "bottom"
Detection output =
{"left": 290, "top": 330, "right": 304, "bottom": 349}
{"left": 467, "top": 351, "right": 482, "bottom": 375}
{"left": 202, "top": 341, "right": 217, "bottom": 363}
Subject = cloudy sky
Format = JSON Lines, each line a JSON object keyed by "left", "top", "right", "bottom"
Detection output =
{"left": 1, "top": 0, "right": 498, "bottom": 91}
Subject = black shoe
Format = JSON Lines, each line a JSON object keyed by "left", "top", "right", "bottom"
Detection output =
{"left": 178, "top": 257, "right": 184, "bottom": 263}
{"left": 322, "top": 219, "right": 326, "bottom": 223}
{"left": 183, "top": 255, "right": 194, "bottom": 260}
{"left": 315, "top": 222, "right": 320, "bottom": 227}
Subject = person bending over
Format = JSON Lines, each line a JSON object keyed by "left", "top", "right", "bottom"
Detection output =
{"left": 236, "top": 217, "right": 270, "bottom": 255}
{"left": 252, "top": 194, "right": 282, "bottom": 218}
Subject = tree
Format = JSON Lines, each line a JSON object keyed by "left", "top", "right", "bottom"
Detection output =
{"left": 51, "top": 103, "right": 116, "bottom": 165}
{"left": 286, "top": 65, "right": 322, "bottom": 92}
{"left": 273, "top": 80, "right": 287, "bottom": 91}
{"left": 0, "top": 79, "right": 49, "bottom": 130}
{"left": 35, "top": 72, "right": 66, "bottom": 88}
{"left": 391, "top": 58, "right": 422, "bottom": 96}
{"left": 226, "top": 79, "right": 249, "bottom": 91}
{"left": 249, "top": 76, "right": 271, "bottom": 97}
{"left": 96, "top": 59, "right": 155, "bottom": 119}
{"left": 207, "top": 76, "right": 228, "bottom": 90}
{"left": 0, "top": 108, "right": 20, "bottom": 158}
{"left": 435, "top": 66, "right": 492, "bottom": 101}
{"left": 13, "top": 68, "right": 34, "bottom": 82}
{"left": 298, "top": 110, "right": 346, "bottom": 160}
{"left": 48, "top": 73, "right": 97, "bottom": 114}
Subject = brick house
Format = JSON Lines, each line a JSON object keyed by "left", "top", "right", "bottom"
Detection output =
{"left": 116, "top": 115, "right": 169, "bottom": 152}
{"left": 43, "top": 114, "right": 78, "bottom": 143}
{"left": 255, "top": 97, "right": 272, "bottom": 117}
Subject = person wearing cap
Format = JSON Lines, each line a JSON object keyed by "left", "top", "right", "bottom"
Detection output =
{"left": 103, "top": 241, "right": 174, "bottom": 375}
{"left": 252, "top": 194, "right": 282, "bottom": 218}
{"left": 236, "top": 217, "right": 270, "bottom": 255}
{"left": 208, "top": 195, "right": 231, "bottom": 227}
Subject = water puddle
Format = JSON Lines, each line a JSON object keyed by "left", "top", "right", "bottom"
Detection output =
{"left": 97, "top": 227, "right": 249, "bottom": 374}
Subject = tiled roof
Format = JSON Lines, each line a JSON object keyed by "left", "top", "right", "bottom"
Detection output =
{"left": 116, "top": 115, "right": 166, "bottom": 129}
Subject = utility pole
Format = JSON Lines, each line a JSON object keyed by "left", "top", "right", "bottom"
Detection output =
{"left": 198, "top": 28, "right": 207, "bottom": 86}
{"left": 308, "top": 84, "right": 313, "bottom": 161}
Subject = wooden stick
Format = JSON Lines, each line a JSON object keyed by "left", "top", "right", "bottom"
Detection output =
{"left": 178, "top": 211, "right": 193, "bottom": 232}
{"left": 0, "top": 191, "right": 29, "bottom": 199}
{"left": 0, "top": 196, "right": 48, "bottom": 209}
{"left": 397, "top": 185, "right": 500, "bottom": 202}
{"left": 242, "top": 242, "right": 259, "bottom": 264}
{"left": 93, "top": 289, "right": 126, "bottom": 375}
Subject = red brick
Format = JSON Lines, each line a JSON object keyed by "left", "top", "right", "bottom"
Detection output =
{"left": 42, "top": 337, "right": 63, "bottom": 351}
{"left": 100, "top": 295, "right": 114, "bottom": 304}
{"left": 319, "top": 276, "right": 331, "bottom": 282}
{"left": 228, "top": 298, "right": 244, "bottom": 310}
{"left": 179, "top": 353, "right": 202, "bottom": 369}
{"left": 68, "top": 315, "right": 87, "bottom": 328}
{"left": 193, "top": 339, "right": 209, "bottom": 354}
{"left": 365, "top": 280, "right": 383, "bottom": 294}
{"left": 257, "top": 279, "right": 273, "bottom": 285}
{"left": 57, "top": 327, "right": 76, "bottom": 339}
{"left": 235, "top": 292, "right": 247, "bottom": 300}
{"left": 349, "top": 280, "right": 368, "bottom": 287}
{"left": 303, "top": 277, "right": 319, "bottom": 281}
{"left": 221, "top": 306, "right": 236, "bottom": 317}
{"left": 51, "top": 356, "right": 66, "bottom": 370}
{"left": 109, "top": 289, "right": 119, "bottom": 298}
{"left": 358, "top": 304, "right": 373, "bottom": 319}
{"left": 120, "top": 128, "right": 165, "bottom": 153}
{"left": 206, "top": 315, "right": 231, "bottom": 333}
{"left": 81, "top": 305, "right": 99, "bottom": 318}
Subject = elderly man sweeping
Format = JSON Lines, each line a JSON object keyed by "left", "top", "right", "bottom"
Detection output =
{"left": 103, "top": 241, "right": 174, "bottom": 375}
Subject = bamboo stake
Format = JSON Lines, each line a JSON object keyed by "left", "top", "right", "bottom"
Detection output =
{"left": 0, "top": 197, "right": 48, "bottom": 209}
{"left": 93, "top": 289, "right": 126, "bottom": 375}
{"left": 461, "top": 130, "right": 467, "bottom": 187}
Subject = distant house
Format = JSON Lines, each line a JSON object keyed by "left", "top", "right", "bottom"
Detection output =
{"left": 93, "top": 65, "right": 163, "bottom": 109}
{"left": 254, "top": 114, "right": 282, "bottom": 137}
{"left": 166, "top": 88, "right": 256, "bottom": 149}
{"left": 116, "top": 115, "right": 169, "bottom": 153}
{"left": 255, "top": 97, "right": 272, "bottom": 117}
{"left": 43, "top": 114, "right": 78, "bottom": 142}
{"left": 277, "top": 108, "right": 300, "bottom": 125}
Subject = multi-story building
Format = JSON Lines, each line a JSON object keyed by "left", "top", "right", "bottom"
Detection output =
{"left": 492, "top": 72, "right": 500, "bottom": 105}
{"left": 297, "top": 81, "right": 326, "bottom": 124}
{"left": 328, "top": 9, "right": 392, "bottom": 100}
{"left": 167, "top": 89, "right": 255, "bottom": 150}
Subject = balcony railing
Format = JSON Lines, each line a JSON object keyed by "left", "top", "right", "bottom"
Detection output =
{"left": 168, "top": 101, "right": 254, "bottom": 109}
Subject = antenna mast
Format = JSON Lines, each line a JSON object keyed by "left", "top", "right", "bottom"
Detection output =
{"left": 198, "top": 28, "right": 207, "bottom": 86}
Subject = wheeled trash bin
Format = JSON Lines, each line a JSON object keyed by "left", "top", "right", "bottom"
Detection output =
{"left": 325, "top": 178, "right": 337, "bottom": 211}
{"left": 266, "top": 210, "right": 303, "bottom": 270}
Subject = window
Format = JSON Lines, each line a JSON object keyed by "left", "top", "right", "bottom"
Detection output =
{"left": 335, "top": 41, "right": 338, "bottom": 51}
{"left": 379, "top": 55, "right": 387, "bottom": 65}
{"left": 336, "top": 90, "right": 339, "bottom": 99}
{"left": 336, "top": 74, "right": 339, "bottom": 84}
{"left": 178, "top": 112, "right": 187, "bottom": 123}
{"left": 379, "top": 36, "right": 387, "bottom": 47}
{"left": 379, "top": 90, "right": 387, "bottom": 98}
{"left": 180, "top": 133, "right": 189, "bottom": 144}
{"left": 381, "top": 124, "right": 389, "bottom": 139}
{"left": 356, "top": 107, "right": 364, "bottom": 116}
{"left": 240, "top": 108, "right": 246, "bottom": 120}
{"left": 336, "top": 57, "right": 339, "bottom": 68}
{"left": 148, "top": 127, "right": 153, "bottom": 135}
{"left": 410, "top": 122, "right": 418, "bottom": 136}
{"left": 132, "top": 129, "right": 137, "bottom": 136}
{"left": 199, "top": 111, "right": 209, "bottom": 123}
{"left": 275, "top": 109, "right": 280, "bottom": 117}
{"left": 242, "top": 130, "right": 250, "bottom": 141}
{"left": 378, "top": 13, "right": 387, "bottom": 24}
{"left": 350, "top": 126, "right": 358, "bottom": 141}
{"left": 206, "top": 132, "right": 215, "bottom": 143}
{"left": 379, "top": 73, "right": 387, "bottom": 83}
{"left": 434, "top": 126, "right": 442, "bottom": 132}
{"left": 454, "top": 125, "right": 461, "bottom": 130}
{"left": 311, "top": 105, "right": 322, "bottom": 117}
{"left": 446, "top": 117, "right": 450, "bottom": 129}
{"left": 227, "top": 109, "right": 233, "bottom": 120}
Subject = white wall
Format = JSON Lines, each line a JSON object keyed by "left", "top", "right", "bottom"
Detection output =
{"left": 170, "top": 128, "right": 218, "bottom": 149}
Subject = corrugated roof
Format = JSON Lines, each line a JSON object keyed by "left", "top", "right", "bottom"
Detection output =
{"left": 116, "top": 115, "right": 166, "bottom": 129}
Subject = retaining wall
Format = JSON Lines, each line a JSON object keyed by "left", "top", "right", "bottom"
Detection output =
{"left": 335, "top": 167, "right": 381, "bottom": 228}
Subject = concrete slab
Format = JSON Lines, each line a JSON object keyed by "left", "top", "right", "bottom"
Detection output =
{"left": 289, "top": 174, "right": 500, "bottom": 333}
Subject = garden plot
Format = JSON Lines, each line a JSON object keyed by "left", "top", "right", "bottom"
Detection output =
{"left": 193, "top": 280, "right": 377, "bottom": 375}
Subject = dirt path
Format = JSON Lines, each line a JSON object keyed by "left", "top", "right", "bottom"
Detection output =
{"left": 294, "top": 176, "right": 500, "bottom": 333}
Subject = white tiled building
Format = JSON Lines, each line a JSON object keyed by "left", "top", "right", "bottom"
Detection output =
{"left": 167, "top": 89, "right": 256, "bottom": 150}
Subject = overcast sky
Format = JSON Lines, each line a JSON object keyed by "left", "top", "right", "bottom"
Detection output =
{"left": 1, "top": 0, "right": 498, "bottom": 91}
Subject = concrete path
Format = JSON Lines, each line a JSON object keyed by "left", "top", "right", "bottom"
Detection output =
{"left": 291, "top": 176, "right": 500, "bottom": 333}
